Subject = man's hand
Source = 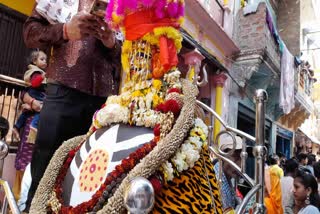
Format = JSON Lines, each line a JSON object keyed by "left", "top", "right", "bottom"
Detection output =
{"left": 64, "top": 12, "right": 116, "bottom": 48}
{"left": 64, "top": 12, "right": 100, "bottom": 40}
{"left": 94, "top": 18, "right": 115, "bottom": 48}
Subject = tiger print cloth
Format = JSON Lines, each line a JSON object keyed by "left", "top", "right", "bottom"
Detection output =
{"left": 152, "top": 148, "right": 223, "bottom": 214}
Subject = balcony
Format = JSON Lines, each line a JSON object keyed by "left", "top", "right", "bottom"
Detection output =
{"left": 293, "top": 62, "right": 316, "bottom": 115}
{"left": 183, "top": 0, "right": 239, "bottom": 62}
{"left": 230, "top": 2, "right": 282, "bottom": 120}
{"left": 278, "top": 62, "right": 315, "bottom": 130}
{"left": 231, "top": 2, "right": 315, "bottom": 125}
{"left": 233, "top": 2, "right": 280, "bottom": 74}
{"left": 197, "top": 0, "right": 225, "bottom": 27}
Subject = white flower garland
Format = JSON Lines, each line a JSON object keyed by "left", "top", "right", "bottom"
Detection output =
{"left": 164, "top": 69, "right": 182, "bottom": 89}
{"left": 161, "top": 118, "right": 208, "bottom": 181}
{"left": 93, "top": 70, "right": 183, "bottom": 129}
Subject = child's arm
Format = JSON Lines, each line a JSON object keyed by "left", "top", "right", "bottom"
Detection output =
{"left": 22, "top": 92, "right": 42, "bottom": 112}
{"left": 30, "top": 73, "right": 44, "bottom": 88}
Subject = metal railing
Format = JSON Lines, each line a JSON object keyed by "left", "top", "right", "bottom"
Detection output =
{"left": 0, "top": 135, "right": 20, "bottom": 214}
{"left": 295, "top": 63, "right": 315, "bottom": 97}
{"left": 0, "top": 74, "right": 26, "bottom": 146}
{"left": 197, "top": 89, "right": 267, "bottom": 214}
{"left": 0, "top": 179, "right": 20, "bottom": 214}
{"left": 125, "top": 90, "right": 268, "bottom": 214}
{"left": 0, "top": 75, "right": 25, "bottom": 214}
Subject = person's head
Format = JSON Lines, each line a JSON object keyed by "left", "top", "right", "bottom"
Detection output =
{"left": 307, "top": 154, "right": 316, "bottom": 166}
{"left": 268, "top": 154, "right": 280, "bottom": 166}
{"left": 283, "top": 158, "right": 299, "bottom": 177}
{"left": 30, "top": 50, "right": 47, "bottom": 70}
{"left": 220, "top": 135, "right": 243, "bottom": 179}
{"left": 277, "top": 152, "right": 286, "bottom": 165}
{"left": 293, "top": 170, "right": 320, "bottom": 208}
{"left": 297, "top": 153, "right": 308, "bottom": 166}
{"left": 277, "top": 152, "right": 285, "bottom": 160}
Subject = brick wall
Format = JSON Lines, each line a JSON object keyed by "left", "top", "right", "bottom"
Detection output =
{"left": 234, "top": 3, "right": 267, "bottom": 51}
{"left": 233, "top": 2, "right": 280, "bottom": 71}
{"left": 277, "top": 0, "right": 300, "bottom": 56}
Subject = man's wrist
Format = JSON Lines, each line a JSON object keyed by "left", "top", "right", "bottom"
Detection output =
{"left": 63, "top": 23, "right": 69, "bottom": 41}
{"left": 30, "top": 98, "right": 35, "bottom": 110}
{"left": 102, "top": 33, "right": 116, "bottom": 48}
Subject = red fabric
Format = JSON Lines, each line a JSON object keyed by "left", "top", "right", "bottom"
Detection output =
{"left": 159, "top": 36, "right": 178, "bottom": 72}
{"left": 124, "top": 9, "right": 179, "bottom": 41}
{"left": 124, "top": 9, "right": 179, "bottom": 72}
{"left": 30, "top": 73, "right": 44, "bottom": 88}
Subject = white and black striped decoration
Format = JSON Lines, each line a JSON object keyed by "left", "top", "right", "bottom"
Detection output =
{"left": 62, "top": 124, "right": 154, "bottom": 206}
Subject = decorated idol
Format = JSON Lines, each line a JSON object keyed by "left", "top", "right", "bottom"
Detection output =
{"left": 30, "top": 1, "right": 223, "bottom": 213}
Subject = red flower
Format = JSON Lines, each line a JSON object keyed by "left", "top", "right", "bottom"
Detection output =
{"left": 136, "top": 148, "right": 146, "bottom": 159}
{"left": 129, "top": 152, "right": 139, "bottom": 160}
{"left": 163, "top": 99, "right": 181, "bottom": 116}
{"left": 121, "top": 159, "right": 131, "bottom": 171}
{"left": 115, "top": 165, "right": 125, "bottom": 174}
{"left": 153, "top": 136, "right": 160, "bottom": 143}
{"left": 105, "top": 176, "right": 113, "bottom": 184}
{"left": 69, "top": 150, "right": 76, "bottom": 157}
{"left": 153, "top": 124, "right": 161, "bottom": 136}
{"left": 92, "top": 127, "right": 97, "bottom": 133}
{"left": 151, "top": 140, "right": 157, "bottom": 147}
{"left": 149, "top": 176, "right": 163, "bottom": 194}
{"left": 155, "top": 103, "right": 167, "bottom": 112}
{"left": 144, "top": 144, "right": 151, "bottom": 151}
{"left": 128, "top": 158, "right": 136, "bottom": 167}
{"left": 61, "top": 206, "right": 71, "bottom": 214}
{"left": 167, "top": 88, "right": 181, "bottom": 94}
{"left": 110, "top": 170, "right": 120, "bottom": 179}
{"left": 66, "top": 157, "right": 73, "bottom": 164}
{"left": 101, "top": 103, "right": 107, "bottom": 109}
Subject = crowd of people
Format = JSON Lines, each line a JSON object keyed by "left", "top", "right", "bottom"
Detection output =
{"left": 9, "top": 0, "right": 320, "bottom": 213}
{"left": 215, "top": 134, "right": 320, "bottom": 214}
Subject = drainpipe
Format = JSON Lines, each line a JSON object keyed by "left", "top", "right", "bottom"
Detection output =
{"left": 212, "top": 73, "right": 228, "bottom": 140}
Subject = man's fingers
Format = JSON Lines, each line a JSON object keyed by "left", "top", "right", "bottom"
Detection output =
{"left": 78, "top": 12, "right": 96, "bottom": 21}
{"left": 80, "top": 26, "right": 100, "bottom": 38}
{"left": 79, "top": 22, "right": 99, "bottom": 30}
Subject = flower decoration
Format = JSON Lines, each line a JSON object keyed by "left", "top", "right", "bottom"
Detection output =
{"left": 106, "top": 0, "right": 185, "bottom": 28}
{"left": 160, "top": 118, "right": 208, "bottom": 181}
{"left": 167, "top": 88, "right": 181, "bottom": 94}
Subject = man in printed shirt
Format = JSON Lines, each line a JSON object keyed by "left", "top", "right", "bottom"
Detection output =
{"left": 22, "top": 0, "right": 121, "bottom": 211}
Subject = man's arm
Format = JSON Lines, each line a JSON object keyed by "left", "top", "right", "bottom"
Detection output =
{"left": 23, "top": 7, "right": 66, "bottom": 49}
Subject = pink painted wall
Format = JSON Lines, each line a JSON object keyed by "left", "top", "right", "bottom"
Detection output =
{"left": 197, "top": 0, "right": 237, "bottom": 40}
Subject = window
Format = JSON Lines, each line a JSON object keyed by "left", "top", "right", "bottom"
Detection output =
{"left": 0, "top": 4, "right": 30, "bottom": 79}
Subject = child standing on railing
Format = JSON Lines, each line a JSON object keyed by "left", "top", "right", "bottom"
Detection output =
{"left": 12, "top": 50, "right": 47, "bottom": 143}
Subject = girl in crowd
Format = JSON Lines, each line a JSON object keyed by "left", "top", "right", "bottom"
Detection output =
{"left": 292, "top": 170, "right": 320, "bottom": 213}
